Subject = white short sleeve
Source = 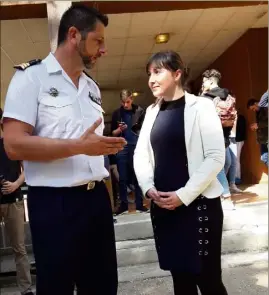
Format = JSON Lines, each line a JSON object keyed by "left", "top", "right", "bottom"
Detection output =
{"left": 3, "top": 69, "right": 40, "bottom": 127}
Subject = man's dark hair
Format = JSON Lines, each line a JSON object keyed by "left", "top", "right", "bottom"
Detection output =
{"left": 0, "top": 107, "right": 2, "bottom": 120}
{"left": 202, "top": 69, "right": 210, "bottom": 78}
{"left": 208, "top": 69, "right": 222, "bottom": 83}
{"left": 57, "top": 4, "right": 109, "bottom": 46}
{"left": 202, "top": 69, "right": 222, "bottom": 86}
{"left": 247, "top": 98, "right": 259, "bottom": 108}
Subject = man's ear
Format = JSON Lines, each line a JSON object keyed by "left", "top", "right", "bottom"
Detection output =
{"left": 68, "top": 26, "right": 82, "bottom": 46}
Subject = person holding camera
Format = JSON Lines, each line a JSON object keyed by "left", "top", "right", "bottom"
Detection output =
{"left": 111, "top": 89, "right": 148, "bottom": 215}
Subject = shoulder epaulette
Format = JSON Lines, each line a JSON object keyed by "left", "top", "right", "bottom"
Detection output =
{"left": 14, "top": 59, "right": 42, "bottom": 71}
{"left": 83, "top": 71, "right": 100, "bottom": 87}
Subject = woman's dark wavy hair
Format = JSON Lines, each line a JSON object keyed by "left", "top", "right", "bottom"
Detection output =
{"left": 146, "top": 50, "right": 190, "bottom": 105}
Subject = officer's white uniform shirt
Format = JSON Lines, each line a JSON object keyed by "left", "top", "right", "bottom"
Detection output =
{"left": 3, "top": 53, "right": 109, "bottom": 187}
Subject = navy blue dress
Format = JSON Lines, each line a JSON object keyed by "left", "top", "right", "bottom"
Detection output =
{"left": 151, "top": 97, "right": 189, "bottom": 192}
{"left": 150, "top": 97, "right": 223, "bottom": 275}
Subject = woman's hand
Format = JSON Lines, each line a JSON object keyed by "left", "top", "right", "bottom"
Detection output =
{"left": 146, "top": 187, "right": 161, "bottom": 202}
{"left": 154, "top": 191, "right": 183, "bottom": 210}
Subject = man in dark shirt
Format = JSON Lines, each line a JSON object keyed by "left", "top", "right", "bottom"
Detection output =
{"left": 0, "top": 108, "right": 33, "bottom": 295}
{"left": 111, "top": 89, "right": 148, "bottom": 214}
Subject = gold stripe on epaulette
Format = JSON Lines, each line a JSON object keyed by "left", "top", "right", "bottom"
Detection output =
{"left": 14, "top": 59, "right": 42, "bottom": 71}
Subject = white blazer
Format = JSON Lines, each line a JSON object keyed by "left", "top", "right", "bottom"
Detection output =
{"left": 133, "top": 92, "right": 225, "bottom": 206}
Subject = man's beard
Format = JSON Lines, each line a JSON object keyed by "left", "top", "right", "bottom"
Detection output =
{"left": 77, "top": 41, "right": 96, "bottom": 69}
{"left": 81, "top": 54, "right": 94, "bottom": 69}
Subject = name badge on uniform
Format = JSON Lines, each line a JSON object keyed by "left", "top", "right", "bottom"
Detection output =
{"left": 89, "top": 92, "right": 102, "bottom": 106}
{"left": 49, "top": 87, "right": 59, "bottom": 97}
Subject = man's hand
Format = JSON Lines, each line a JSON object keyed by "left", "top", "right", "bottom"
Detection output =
{"left": 1, "top": 181, "right": 19, "bottom": 195}
{"left": 80, "top": 118, "right": 127, "bottom": 156}
{"left": 250, "top": 123, "right": 258, "bottom": 131}
{"left": 112, "top": 122, "right": 128, "bottom": 136}
{"left": 113, "top": 123, "right": 127, "bottom": 136}
{"left": 118, "top": 123, "right": 127, "bottom": 131}
{"left": 146, "top": 187, "right": 160, "bottom": 202}
{"left": 3, "top": 118, "right": 126, "bottom": 162}
{"left": 154, "top": 191, "right": 183, "bottom": 210}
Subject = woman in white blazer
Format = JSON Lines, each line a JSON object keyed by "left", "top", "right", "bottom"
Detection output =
{"left": 134, "top": 51, "right": 228, "bottom": 295}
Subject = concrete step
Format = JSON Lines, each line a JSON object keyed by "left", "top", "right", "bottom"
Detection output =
{"left": 116, "top": 225, "right": 268, "bottom": 267}
{"left": 1, "top": 224, "right": 268, "bottom": 276}
{"left": 1, "top": 202, "right": 268, "bottom": 268}
{"left": 116, "top": 201, "right": 268, "bottom": 240}
{"left": 1, "top": 200, "right": 267, "bottom": 252}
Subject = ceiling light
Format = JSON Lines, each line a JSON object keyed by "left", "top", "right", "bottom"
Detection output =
{"left": 155, "top": 33, "right": 170, "bottom": 44}
{"left": 132, "top": 92, "right": 139, "bottom": 97}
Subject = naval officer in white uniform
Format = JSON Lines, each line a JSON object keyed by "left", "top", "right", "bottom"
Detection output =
{"left": 3, "top": 5, "right": 126, "bottom": 295}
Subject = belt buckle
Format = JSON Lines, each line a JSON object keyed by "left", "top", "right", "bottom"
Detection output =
{"left": 87, "top": 181, "right": 95, "bottom": 190}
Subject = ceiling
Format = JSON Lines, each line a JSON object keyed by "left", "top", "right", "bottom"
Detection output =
{"left": 1, "top": 3, "right": 268, "bottom": 117}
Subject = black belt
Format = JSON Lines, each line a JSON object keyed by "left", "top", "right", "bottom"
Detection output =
{"left": 57, "top": 180, "right": 103, "bottom": 191}
{"left": 28, "top": 180, "right": 105, "bottom": 192}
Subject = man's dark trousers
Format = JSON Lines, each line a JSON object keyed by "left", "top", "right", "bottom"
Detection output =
{"left": 27, "top": 181, "right": 118, "bottom": 295}
{"left": 116, "top": 144, "right": 143, "bottom": 209}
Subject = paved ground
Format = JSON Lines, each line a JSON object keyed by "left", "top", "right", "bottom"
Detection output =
{"left": 118, "top": 261, "right": 268, "bottom": 295}
{"left": 1, "top": 260, "right": 268, "bottom": 295}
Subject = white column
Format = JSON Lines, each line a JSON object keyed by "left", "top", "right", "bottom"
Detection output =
{"left": 46, "top": 1, "right": 72, "bottom": 53}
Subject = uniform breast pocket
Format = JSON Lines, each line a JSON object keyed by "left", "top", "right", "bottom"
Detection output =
{"left": 84, "top": 101, "right": 105, "bottom": 136}
{"left": 38, "top": 95, "right": 75, "bottom": 135}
